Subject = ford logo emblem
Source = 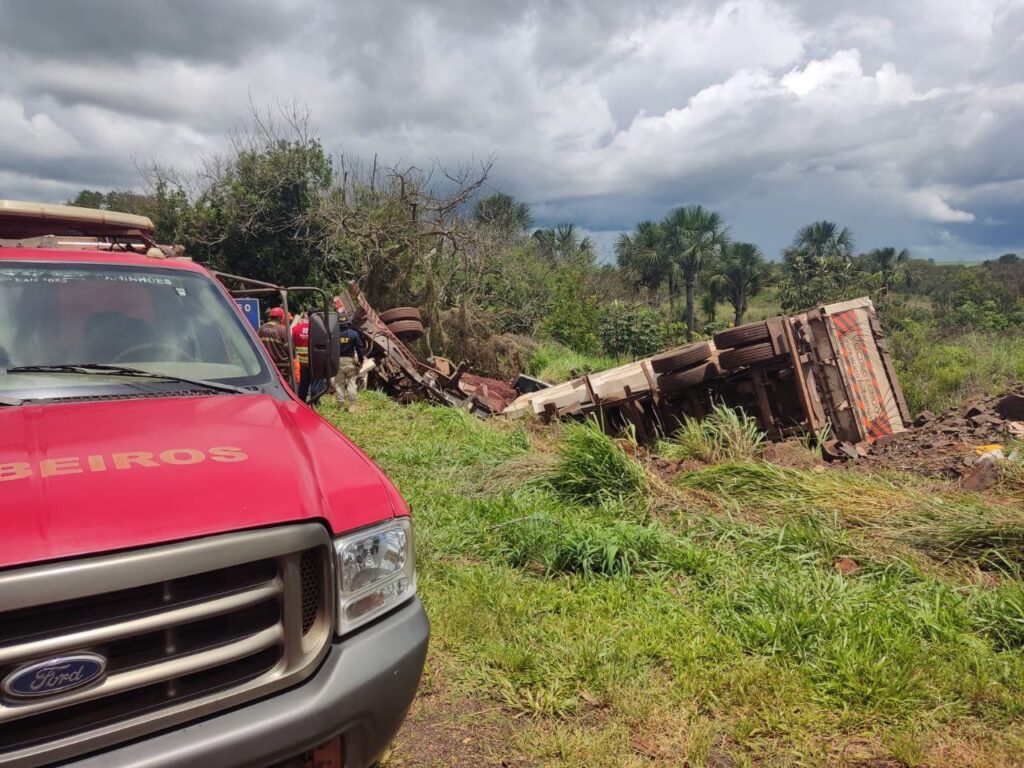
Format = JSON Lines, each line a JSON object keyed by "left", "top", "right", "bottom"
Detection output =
{"left": 2, "top": 653, "right": 107, "bottom": 700}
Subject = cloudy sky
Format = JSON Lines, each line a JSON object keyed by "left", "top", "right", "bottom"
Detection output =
{"left": 2, "top": 0, "right": 1023, "bottom": 261}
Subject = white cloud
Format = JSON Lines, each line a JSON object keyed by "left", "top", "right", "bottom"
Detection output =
{"left": 0, "top": 0, "right": 1022, "bottom": 260}
{"left": 906, "top": 187, "right": 976, "bottom": 223}
{"left": 0, "top": 96, "right": 81, "bottom": 159}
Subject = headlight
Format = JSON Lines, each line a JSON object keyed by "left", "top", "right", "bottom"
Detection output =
{"left": 333, "top": 517, "right": 416, "bottom": 635}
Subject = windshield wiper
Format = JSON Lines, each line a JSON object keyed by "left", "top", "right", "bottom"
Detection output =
{"left": 5, "top": 364, "right": 247, "bottom": 395}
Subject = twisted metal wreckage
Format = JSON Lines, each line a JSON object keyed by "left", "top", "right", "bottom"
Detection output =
{"left": 216, "top": 271, "right": 910, "bottom": 457}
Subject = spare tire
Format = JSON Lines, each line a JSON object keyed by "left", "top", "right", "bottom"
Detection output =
{"left": 659, "top": 362, "right": 719, "bottom": 394}
{"left": 650, "top": 341, "right": 713, "bottom": 374}
{"left": 719, "top": 342, "right": 777, "bottom": 370}
{"left": 714, "top": 320, "right": 771, "bottom": 350}
{"left": 387, "top": 319, "right": 425, "bottom": 339}
{"left": 379, "top": 306, "right": 422, "bottom": 324}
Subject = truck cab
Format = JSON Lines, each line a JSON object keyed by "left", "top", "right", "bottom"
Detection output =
{"left": 0, "top": 200, "right": 428, "bottom": 768}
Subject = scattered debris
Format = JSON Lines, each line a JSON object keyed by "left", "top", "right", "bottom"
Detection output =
{"left": 997, "top": 393, "right": 1024, "bottom": 421}
{"left": 912, "top": 410, "right": 935, "bottom": 427}
{"left": 864, "top": 387, "right": 1024, "bottom": 480}
{"left": 337, "top": 284, "right": 521, "bottom": 416}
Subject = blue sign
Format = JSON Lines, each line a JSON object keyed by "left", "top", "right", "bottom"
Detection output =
{"left": 234, "top": 298, "right": 261, "bottom": 330}
{"left": 3, "top": 653, "right": 108, "bottom": 699}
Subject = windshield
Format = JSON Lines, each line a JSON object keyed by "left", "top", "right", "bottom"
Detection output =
{"left": 0, "top": 262, "right": 272, "bottom": 399}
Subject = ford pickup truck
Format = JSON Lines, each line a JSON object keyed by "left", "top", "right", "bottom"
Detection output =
{"left": 0, "top": 200, "right": 428, "bottom": 767}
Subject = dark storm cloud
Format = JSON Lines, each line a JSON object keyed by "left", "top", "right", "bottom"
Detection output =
{"left": 1, "top": 0, "right": 1022, "bottom": 261}
{"left": 0, "top": 0, "right": 313, "bottom": 65}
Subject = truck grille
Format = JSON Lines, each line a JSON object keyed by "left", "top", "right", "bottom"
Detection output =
{"left": 0, "top": 524, "right": 334, "bottom": 767}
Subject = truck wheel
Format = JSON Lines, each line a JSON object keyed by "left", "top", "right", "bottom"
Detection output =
{"left": 388, "top": 319, "right": 425, "bottom": 340}
{"left": 719, "top": 342, "right": 777, "bottom": 369}
{"left": 659, "top": 362, "right": 719, "bottom": 393}
{"left": 714, "top": 321, "right": 770, "bottom": 349}
{"left": 650, "top": 341, "right": 713, "bottom": 374}
{"left": 379, "top": 307, "right": 422, "bottom": 324}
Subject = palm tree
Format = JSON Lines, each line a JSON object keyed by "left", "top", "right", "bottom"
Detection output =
{"left": 863, "top": 246, "right": 910, "bottom": 295}
{"left": 615, "top": 221, "right": 672, "bottom": 306}
{"left": 700, "top": 283, "right": 724, "bottom": 324}
{"left": 711, "top": 242, "right": 769, "bottom": 326}
{"left": 472, "top": 192, "right": 533, "bottom": 233}
{"left": 554, "top": 222, "right": 580, "bottom": 259}
{"left": 792, "top": 220, "right": 854, "bottom": 264}
{"left": 780, "top": 221, "right": 856, "bottom": 311}
{"left": 533, "top": 223, "right": 593, "bottom": 265}
{"left": 661, "top": 205, "right": 729, "bottom": 340}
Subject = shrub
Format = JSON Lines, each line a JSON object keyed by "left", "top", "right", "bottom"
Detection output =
{"left": 479, "top": 491, "right": 679, "bottom": 577}
{"left": 540, "top": 270, "right": 604, "bottom": 354}
{"left": 599, "top": 303, "right": 664, "bottom": 359}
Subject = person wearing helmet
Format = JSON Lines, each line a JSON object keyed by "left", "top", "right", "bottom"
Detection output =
{"left": 258, "top": 306, "right": 291, "bottom": 381}
{"left": 292, "top": 311, "right": 311, "bottom": 402}
{"left": 333, "top": 303, "right": 365, "bottom": 411}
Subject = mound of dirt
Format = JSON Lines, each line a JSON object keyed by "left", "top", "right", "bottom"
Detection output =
{"left": 864, "top": 387, "right": 1024, "bottom": 479}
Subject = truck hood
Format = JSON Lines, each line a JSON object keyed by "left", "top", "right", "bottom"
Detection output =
{"left": 0, "top": 394, "right": 399, "bottom": 568}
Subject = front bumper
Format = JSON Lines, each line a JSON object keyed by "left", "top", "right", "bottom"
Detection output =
{"left": 67, "top": 598, "right": 429, "bottom": 768}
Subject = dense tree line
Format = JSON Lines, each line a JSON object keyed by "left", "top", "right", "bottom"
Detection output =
{"left": 66, "top": 107, "right": 1022, "bottom": 374}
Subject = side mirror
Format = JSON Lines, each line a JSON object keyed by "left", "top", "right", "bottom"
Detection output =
{"left": 308, "top": 311, "right": 340, "bottom": 380}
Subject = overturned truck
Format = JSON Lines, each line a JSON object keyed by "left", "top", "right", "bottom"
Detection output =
{"left": 289, "top": 284, "right": 910, "bottom": 457}
{"left": 504, "top": 298, "right": 912, "bottom": 456}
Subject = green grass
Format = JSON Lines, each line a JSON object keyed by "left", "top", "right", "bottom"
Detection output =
{"left": 542, "top": 419, "right": 652, "bottom": 504}
{"left": 713, "top": 286, "right": 784, "bottom": 325}
{"left": 526, "top": 342, "right": 618, "bottom": 384}
{"left": 325, "top": 392, "right": 1024, "bottom": 766}
{"left": 890, "top": 329, "right": 1024, "bottom": 415}
{"left": 658, "top": 405, "right": 765, "bottom": 463}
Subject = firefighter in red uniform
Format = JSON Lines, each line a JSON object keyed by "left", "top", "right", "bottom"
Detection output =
{"left": 292, "top": 312, "right": 311, "bottom": 402}
{"left": 257, "top": 307, "right": 291, "bottom": 381}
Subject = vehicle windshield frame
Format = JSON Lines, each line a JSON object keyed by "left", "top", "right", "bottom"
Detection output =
{"left": 0, "top": 259, "right": 282, "bottom": 402}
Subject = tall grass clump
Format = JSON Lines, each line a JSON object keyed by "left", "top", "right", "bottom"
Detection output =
{"left": 969, "top": 580, "right": 1024, "bottom": 651}
{"left": 525, "top": 342, "right": 617, "bottom": 384}
{"left": 551, "top": 519, "right": 675, "bottom": 577}
{"left": 476, "top": 491, "right": 684, "bottom": 577}
{"left": 680, "top": 460, "right": 1024, "bottom": 569}
{"left": 660, "top": 405, "right": 765, "bottom": 463}
{"left": 998, "top": 448, "right": 1024, "bottom": 500}
{"left": 903, "top": 516, "right": 1024, "bottom": 567}
{"left": 545, "top": 420, "right": 650, "bottom": 503}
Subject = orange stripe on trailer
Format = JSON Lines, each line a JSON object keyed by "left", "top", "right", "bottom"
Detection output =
{"left": 832, "top": 309, "right": 896, "bottom": 443}
{"left": 868, "top": 416, "right": 895, "bottom": 438}
{"left": 832, "top": 310, "right": 858, "bottom": 335}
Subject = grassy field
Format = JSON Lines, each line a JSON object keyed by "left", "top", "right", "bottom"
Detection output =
{"left": 324, "top": 396, "right": 1024, "bottom": 767}
{"left": 891, "top": 330, "right": 1024, "bottom": 415}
